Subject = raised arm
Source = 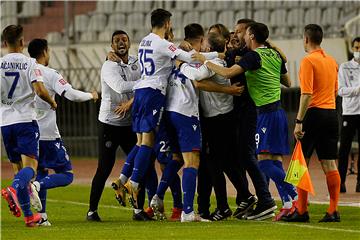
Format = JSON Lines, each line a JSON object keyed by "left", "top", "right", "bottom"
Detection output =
{"left": 102, "top": 64, "right": 139, "bottom": 94}
{"left": 63, "top": 88, "right": 97, "bottom": 102}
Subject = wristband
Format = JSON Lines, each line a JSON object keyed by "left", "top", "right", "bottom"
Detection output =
{"left": 295, "top": 119, "right": 303, "bottom": 124}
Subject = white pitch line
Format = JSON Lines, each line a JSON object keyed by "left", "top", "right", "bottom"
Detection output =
{"left": 47, "top": 199, "right": 360, "bottom": 233}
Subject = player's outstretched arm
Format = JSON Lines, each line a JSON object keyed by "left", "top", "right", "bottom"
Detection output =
{"left": 32, "top": 81, "right": 57, "bottom": 110}
{"left": 194, "top": 80, "right": 244, "bottom": 96}
{"left": 63, "top": 88, "right": 98, "bottom": 102}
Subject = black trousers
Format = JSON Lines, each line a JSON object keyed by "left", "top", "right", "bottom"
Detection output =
{"left": 197, "top": 111, "right": 252, "bottom": 212}
{"left": 338, "top": 115, "right": 360, "bottom": 184}
{"left": 233, "top": 100, "right": 273, "bottom": 204}
{"left": 89, "top": 121, "right": 136, "bottom": 211}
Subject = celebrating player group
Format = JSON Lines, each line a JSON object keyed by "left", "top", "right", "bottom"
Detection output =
{"left": 1, "top": 7, "right": 344, "bottom": 227}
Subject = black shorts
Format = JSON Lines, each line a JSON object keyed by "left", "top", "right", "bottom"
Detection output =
{"left": 301, "top": 108, "right": 339, "bottom": 160}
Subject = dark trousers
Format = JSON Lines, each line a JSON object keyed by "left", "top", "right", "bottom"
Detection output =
{"left": 233, "top": 101, "right": 273, "bottom": 204}
{"left": 89, "top": 121, "right": 136, "bottom": 211}
{"left": 338, "top": 115, "right": 360, "bottom": 184}
{"left": 198, "top": 111, "right": 252, "bottom": 212}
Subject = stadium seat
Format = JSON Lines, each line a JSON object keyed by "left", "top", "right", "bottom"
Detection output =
{"left": 74, "top": 14, "right": 90, "bottom": 33}
{"left": 300, "top": 1, "right": 318, "bottom": 8}
{"left": 183, "top": 11, "right": 200, "bottom": 26}
{"left": 282, "top": 1, "right": 301, "bottom": 9}
{"left": 235, "top": 10, "right": 252, "bottom": 21}
{"left": 133, "top": 1, "right": 154, "bottom": 13}
{"left": 126, "top": 13, "right": 145, "bottom": 30}
{"left": 1, "top": 1, "right": 17, "bottom": 17}
{"left": 87, "top": 14, "right": 107, "bottom": 32}
{"left": 287, "top": 8, "right": 305, "bottom": 27}
{"left": 199, "top": 11, "right": 217, "bottom": 29}
{"left": 80, "top": 31, "right": 98, "bottom": 42}
{"left": 218, "top": 11, "right": 235, "bottom": 29}
{"left": 18, "top": 1, "right": 41, "bottom": 18}
{"left": 196, "top": 1, "right": 215, "bottom": 11}
{"left": 270, "top": 9, "right": 287, "bottom": 27}
{"left": 95, "top": 1, "right": 114, "bottom": 14}
{"left": 232, "top": 1, "right": 248, "bottom": 10}
{"left": 253, "top": 9, "right": 270, "bottom": 23}
{"left": 133, "top": 29, "right": 149, "bottom": 42}
{"left": 267, "top": 1, "right": 284, "bottom": 10}
{"left": 321, "top": 7, "right": 340, "bottom": 27}
{"left": 105, "top": 13, "right": 126, "bottom": 32}
{"left": 97, "top": 31, "right": 112, "bottom": 42}
{"left": 253, "top": 1, "right": 268, "bottom": 9}
{"left": 214, "top": 1, "right": 231, "bottom": 10}
{"left": 304, "top": 8, "right": 322, "bottom": 25}
{"left": 114, "top": 1, "right": 133, "bottom": 12}
{"left": 173, "top": 28, "right": 184, "bottom": 40}
{"left": 273, "top": 26, "right": 290, "bottom": 39}
{"left": 175, "top": 1, "right": 195, "bottom": 11}
{"left": 1, "top": 16, "right": 18, "bottom": 30}
{"left": 171, "top": 11, "right": 184, "bottom": 30}
{"left": 46, "top": 32, "right": 63, "bottom": 44}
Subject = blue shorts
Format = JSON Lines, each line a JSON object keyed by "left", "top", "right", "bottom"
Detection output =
{"left": 1, "top": 121, "right": 40, "bottom": 163}
{"left": 132, "top": 88, "right": 166, "bottom": 133}
{"left": 255, "top": 107, "right": 289, "bottom": 155}
{"left": 165, "top": 111, "right": 201, "bottom": 153}
{"left": 154, "top": 121, "right": 173, "bottom": 165}
{"left": 38, "top": 139, "right": 72, "bottom": 173}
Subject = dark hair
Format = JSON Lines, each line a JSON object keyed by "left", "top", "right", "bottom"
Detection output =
{"left": 2, "top": 25, "right": 23, "bottom": 46}
{"left": 207, "top": 32, "right": 226, "bottom": 53}
{"left": 111, "top": 30, "right": 129, "bottom": 42}
{"left": 151, "top": 8, "right": 172, "bottom": 28}
{"left": 304, "top": 24, "right": 323, "bottom": 45}
{"left": 209, "top": 23, "right": 230, "bottom": 42}
{"left": 184, "top": 23, "right": 204, "bottom": 40}
{"left": 352, "top": 37, "right": 360, "bottom": 46}
{"left": 237, "top": 18, "right": 255, "bottom": 26}
{"left": 247, "top": 22, "right": 269, "bottom": 44}
{"left": 28, "top": 38, "right": 48, "bottom": 59}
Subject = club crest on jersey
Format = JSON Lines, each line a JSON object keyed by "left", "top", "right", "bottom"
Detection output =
{"left": 261, "top": 127, "right": 267, "bottom": 134}
{"left": 131, "top": 64, "right": 138, "bottom": 71}
{"left": 168, "top": 45, "right": 177, "bottom": 52}
{"left": 153, "top": 109, "right": 158, "bottom": 115}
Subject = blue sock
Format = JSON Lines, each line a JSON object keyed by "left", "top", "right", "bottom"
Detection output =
{"left": 156, "top": 160, "right": 183, "bottom": 199}
{"left": 36, "top": 169, "right": 49, "bottom": 213}
{"left": 258, "top": 160, "right": 291, "bottom": 203}
{"left": 273, "top": 160, "right": 298, "bottom": 200}
{"left": 38, "top": 172, "right": 73, "bottom": 190}
{"left": 145, "top": 166, "right": 158, "bottom": 205}
{"left": 131, "top": 145, "right": 153, "bottom": 184}
{"left": 122, "top": 145, "right": 139, "bottom": 178}
{"left": 182, "top": 167, "right": 198, "bottom": 214}
{"left": 12, "top": 167, "right": 34, "bottom": 217}
{"left": 170, "top": 174, "right": 183, "bottom": 209}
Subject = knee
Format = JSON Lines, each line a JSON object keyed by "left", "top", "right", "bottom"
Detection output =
{"left": 64, "top": 172, "right": 74, "bottom": 186}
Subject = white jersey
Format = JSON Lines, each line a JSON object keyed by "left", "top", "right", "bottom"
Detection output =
{"left": 338, "top": 59, "right": 360, "bottom": 115}
{"left": 166, "top": 51, "right": 201, "bottom": 118}
{"left": 98, "top": 56, "right": 141, "bottom": 126}
{"left": 180, "top": 58, "right": 233, "bottom": 118}
{"left": 35, "top": 65, "right": 72, "bottom": 140}
{"left": 0, "top": 53, "right": 43, "bottom": 126}
{"left": 134, "top": 33, "right": 181, "bottom": 95}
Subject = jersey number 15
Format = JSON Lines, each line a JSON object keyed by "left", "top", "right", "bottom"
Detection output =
{"left": 139, "top": 49, "right": 155, "bottom": 76}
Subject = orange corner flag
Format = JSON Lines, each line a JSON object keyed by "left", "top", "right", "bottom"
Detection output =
{"left": 285, "top": 141, "right": 315, "bottom": 195}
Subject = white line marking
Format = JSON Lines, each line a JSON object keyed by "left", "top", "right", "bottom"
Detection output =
{"left": 47, "top": 199, "right": 360, "bottom": 233}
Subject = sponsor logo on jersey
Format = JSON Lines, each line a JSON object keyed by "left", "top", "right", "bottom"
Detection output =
{"left": 34, "top": 69, "right": 42, "bottom": 76}
{"left": 261, "top": 127, "right": 267, "bottom": 134}
{"left": 168, "top": 45, "right": 177, "bottom": 52}
{"left": 131, "top": 64, "right": 138, "bottom": 71}
{"left": 58, "top": 79, "right": 68, "bottom": 85}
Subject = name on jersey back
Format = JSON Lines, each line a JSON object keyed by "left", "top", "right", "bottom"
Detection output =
{"left": 1, "top": 61, "right": 28, "bottom": 70}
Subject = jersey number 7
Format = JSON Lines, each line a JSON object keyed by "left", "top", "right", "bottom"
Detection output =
{"left": 139, "top": 49, "right": 155, "bottom": 76}
{"left": 5, "top": 72, "right": 20, "bottom": 99}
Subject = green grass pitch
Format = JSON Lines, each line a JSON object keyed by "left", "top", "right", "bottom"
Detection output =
{"left": 1, "top": 180, "right": 359, "bottom": 240}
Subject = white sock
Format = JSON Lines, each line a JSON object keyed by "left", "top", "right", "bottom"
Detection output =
{"left": 283, "top": 201, "right": 292, "bottom": 209}
{"left": 134, "top": 209, "right": 142, "bottom": 214}
{"left": 33, "top": 181, "right": 41, "bottom": 192}
{"left": 130, "top": 180, "right": 139, "bottom": 190}
{"left": 119, "top": 174, "right": 128, "bottom": 185}
{"left": 40, "top": 212, "right": 48, "bottom": 219}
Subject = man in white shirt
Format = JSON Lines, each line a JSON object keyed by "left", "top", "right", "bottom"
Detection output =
{"left": 124, "top": 9, "right": 218, "bottom": 209}
{"left": 25, "top": 38, "right": 98, "bottom": 226}
{"left": 1, "top": 25, "right": 56, "bottom": 227}
{"left": 87, "top": 30, "right": 141, "bottom": 221}
{"left": 338, "top": 37, "right": 360, "bottom": 193}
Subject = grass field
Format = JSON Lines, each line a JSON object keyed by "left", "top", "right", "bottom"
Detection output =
{"left": 1, "top": 180, "right": 360, "bottom": 240}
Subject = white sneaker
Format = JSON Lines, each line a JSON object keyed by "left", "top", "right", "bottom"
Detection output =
{"left": 38, "top": 218, "right": 52, "bottom": 226}
{"left": 181, "top": 211, "right": 211, "bottom": 222}
{"left": 29, "top": 181, "right": 42, "bottom": 212}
